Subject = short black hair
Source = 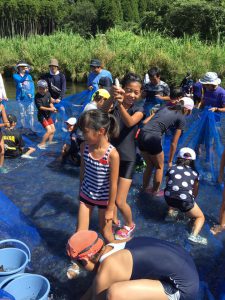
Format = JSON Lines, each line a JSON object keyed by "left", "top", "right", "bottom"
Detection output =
{"left": 148, "top": 67, "right": 161, "bottom": 78}
{"left": 7, "top": 114, "right": 17, "bottom": 124}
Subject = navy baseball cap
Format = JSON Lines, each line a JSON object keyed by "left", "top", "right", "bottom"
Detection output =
{"left": 90, "top": 59, "right": 101, "bottom": 67}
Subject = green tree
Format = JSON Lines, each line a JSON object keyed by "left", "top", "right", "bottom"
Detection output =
{"left": 64, "top": 0, "right": 97, "bottom": 36}
{"left": 97, "top": 0, "right": 123, "bottom": 32}
{"left": 167, "top": 0, "right": 225, "bottom": 41}
{"left": 121, "top": 0, "right": 139, "bottom": 22}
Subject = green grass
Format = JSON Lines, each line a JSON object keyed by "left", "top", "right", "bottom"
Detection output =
{"left": 1, "top": 28, "right": 225, "bottom": 85}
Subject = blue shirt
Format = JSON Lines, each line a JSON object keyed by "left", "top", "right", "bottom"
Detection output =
{"left": 203, "top": 86, "right": 225, "bottom": 108}
{"left": 87, "top": 69, "right": 113, "bottom": 92}
{"left": 13, "top": 72, "right": 35, "bottom": 102}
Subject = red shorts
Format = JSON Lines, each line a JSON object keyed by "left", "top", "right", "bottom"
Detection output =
{"left": 41, "top": 118, "right": 54, "bottom": 128}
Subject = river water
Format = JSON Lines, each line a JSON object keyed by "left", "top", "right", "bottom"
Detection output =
{"left": 4, "top": 78, "right": 85, "bottom": 100}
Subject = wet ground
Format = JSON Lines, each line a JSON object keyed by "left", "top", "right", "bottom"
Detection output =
{"left": 0, "top": 99, "right": 225, "bottom": 299}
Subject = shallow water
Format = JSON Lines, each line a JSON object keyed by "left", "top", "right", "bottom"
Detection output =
{"left": 0, "top": 98, "right": 225, "bottom": 299}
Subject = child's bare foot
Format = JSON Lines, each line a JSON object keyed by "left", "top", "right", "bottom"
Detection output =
{"left": 210, "top": 225, "right": 225, "bottom": 235}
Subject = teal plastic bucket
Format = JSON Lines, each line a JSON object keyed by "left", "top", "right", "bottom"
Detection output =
{"left": 0, "top": 239, "right": 31, "bottom": 283}
{"left": 0, "top": 273, "right": 50, "bottom": 300}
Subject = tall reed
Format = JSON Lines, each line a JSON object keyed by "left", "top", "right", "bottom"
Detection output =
{"left": 1, "top": 28, "right": 225, "bottom": 85}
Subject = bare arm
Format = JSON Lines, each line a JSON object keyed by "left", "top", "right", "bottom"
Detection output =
{"left": 79, "top": 142, "right": 85, "bottom": 189}
{"left": 0, "top": 104, "right": 9, "bottom": 128}
{"left": 155, "top": 95, "right": 170, "bottom": 101}
{"left": 168, "top": 129, "right": 182, "bottom": 166}
{"left": 193, "top": 179, "right": 199, "bottom": 198}
{"left": 39, "top": 105, "right": 56, "bottom": 112}
{"left": 142, "top": 112, "right": 155, "bottom": 125}
{"left": 105, "top": 149, "right": 120, "bottom": 221}
{"left": 117, "top": 103, "right": 143, "bottom": 127}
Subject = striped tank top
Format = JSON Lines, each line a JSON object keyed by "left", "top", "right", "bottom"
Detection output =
{"left": 80, "top": 144, "right": 114, "bottom": 206}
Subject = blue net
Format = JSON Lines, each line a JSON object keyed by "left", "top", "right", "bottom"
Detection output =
{"left": 0, "top": 97, "right": 225, "bottom": 299}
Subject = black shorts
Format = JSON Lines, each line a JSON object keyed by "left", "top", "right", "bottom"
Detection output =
{"left": 80, "top": 196, "right": 107, "bottom": 209}
{"left": 119, "top": 160, "right": 136, "bottom": 179}
{"left": 138, "top": 130, "right": 162, "bottom": 155}
{"left": 165, "top": 196, "right": 194, "bottom": 213}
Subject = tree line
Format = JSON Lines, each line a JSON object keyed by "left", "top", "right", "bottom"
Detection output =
{"left": 1, "top": 0, "right": 225, "bottom": 42}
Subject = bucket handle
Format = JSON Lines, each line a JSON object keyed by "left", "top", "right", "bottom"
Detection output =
{"left": 0, "top": 273, "right": 30, "bottom": 289}
{"left": 0, "top": 239, "right": 31, "bottom": 262}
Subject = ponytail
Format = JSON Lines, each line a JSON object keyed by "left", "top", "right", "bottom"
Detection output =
{"left": 108, "top": 114, "right": 119, "bottom": 139}
{"left": 78, "top": 109, "right": 119, "bottom": 139}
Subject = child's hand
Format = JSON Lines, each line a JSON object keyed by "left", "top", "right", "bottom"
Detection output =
{"left": 105, "top": 208, "right": 113, "bottom": 221}
{"left": 55, "top": 99, "right": 61, "bottom": 103}
{"left": 113, "top": 86, "right": 125, "bottom": 104}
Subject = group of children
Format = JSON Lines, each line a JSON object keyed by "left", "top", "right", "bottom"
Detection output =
{"left": 1, "top": 67, "right": 224, "bottom": 245}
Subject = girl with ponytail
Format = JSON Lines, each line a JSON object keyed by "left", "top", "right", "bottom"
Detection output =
{"left": 77, "top": 109, "right": 120, "bottom": 242}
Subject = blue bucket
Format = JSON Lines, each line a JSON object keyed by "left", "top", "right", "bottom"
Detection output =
{"left": 0, "top": 239, "right": 31, "bottom": 283}
{"left": 0, "top": 273, "right": 50, "bottom": 300}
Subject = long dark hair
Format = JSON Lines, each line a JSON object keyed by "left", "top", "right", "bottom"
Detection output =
{"left": 78, "top": 109, "right": 119, "bottom": 139}
{"left": 175, "top": 157, "right": 198, "bottom": 174}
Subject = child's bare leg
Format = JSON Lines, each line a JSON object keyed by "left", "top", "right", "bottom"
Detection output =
{"left": 141, "top": 151, "right": 154, "bottom": 189}
{"left": 219, "top": 186, "right": 225, "bottom": 225}
{"left": 187, "top": 203, "right": 205, "bottom": 236}
{"left": 0, "top": 138, "right": 5, "bottom": 167}
{"left": 116, "top": 177, "right": 133, "bottom": 227}
{"left": 76, "top": 202, "right": 93, "bottom": 231}
{"left": 39, "top": 125, "right": 52, "bottom": 145}
{"left": 99, "top": 208, "right": 114, "bottom": 243}
{"left": 211, "top": 187, "right": 225, "bottom": 235}
{"left": 48, "top": 124, "right": 56, "bottom": 143}
{"left": 25, "top": 147, "right": 36, "bottom": 156}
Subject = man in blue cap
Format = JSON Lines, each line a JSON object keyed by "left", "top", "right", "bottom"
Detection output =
{"left": 87, "top": 59, "right": 113, "bottom": 92}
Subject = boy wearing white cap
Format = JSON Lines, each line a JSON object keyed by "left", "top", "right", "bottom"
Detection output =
{"left": 164, "top": 147, "right": 207, "bottom": 245}
{"left": 59, "top": 117, "right": 80, "bottom": 166}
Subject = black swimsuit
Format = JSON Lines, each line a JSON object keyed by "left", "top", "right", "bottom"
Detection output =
{"left": 125, "top": 237, "right": 199, "bottom": 300}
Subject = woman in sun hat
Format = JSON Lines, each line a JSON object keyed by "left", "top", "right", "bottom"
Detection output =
{"left": 13, "top": 60, "right": 35, "bottom": 133}
{"left": 66, "top": 229, "right": 199, "bottom": 300}
{"left": 198, "top": 72, "right": 225, "bottom": 110}
{"left": 164, "top": 147, "right": 207, "bottom": 245}
{"left": 138, "top": 97, "right": 194, "bottom": 196}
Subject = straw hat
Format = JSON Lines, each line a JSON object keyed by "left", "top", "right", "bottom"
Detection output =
{"left": 49, "top": 59, "right": 59, "bottom": 67}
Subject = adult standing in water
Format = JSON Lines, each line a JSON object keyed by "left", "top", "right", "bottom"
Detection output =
{"left": 138, "top": 97, "right": 194, "bottom": 195}
{"left": 13, "top": 61, "right": 35, "bottom": 133}
{"left": 67, "top": 230, "right": 199, "bottom": 300}
{"left": 87, "top": 59, "right": 113, "bottom": 92}
{"left": 41, "top": 59, "right": 67, "bottom": 130}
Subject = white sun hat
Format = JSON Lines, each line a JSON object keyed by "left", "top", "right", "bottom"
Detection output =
{"left": 199, "top": 72, "right": 221, "bottom": 85}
